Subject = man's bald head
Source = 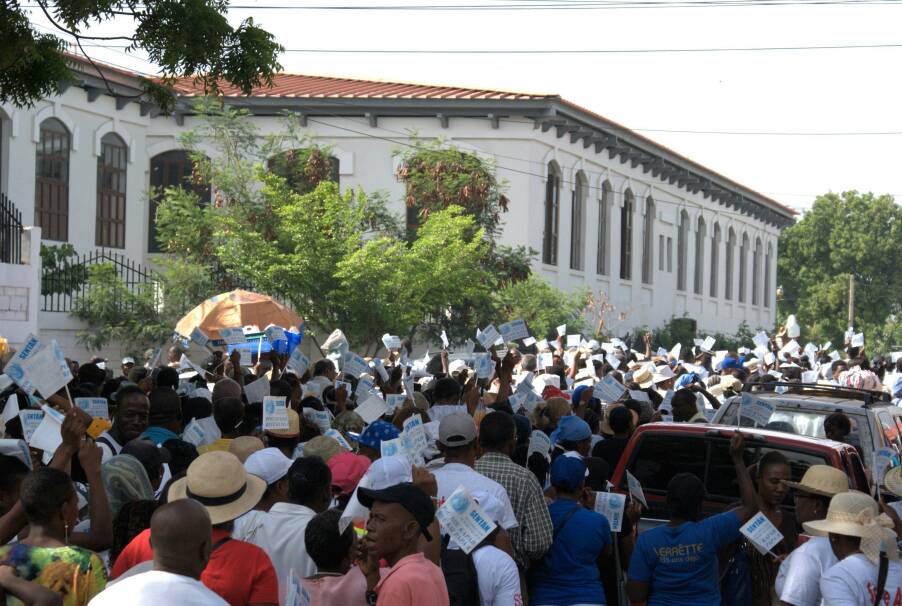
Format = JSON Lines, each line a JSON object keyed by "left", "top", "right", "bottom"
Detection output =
{"left": 149, "top": 499, "right": 212, "bottom": 579}
{"left": 213, "top": 377, "right": 242, "bottom": 403}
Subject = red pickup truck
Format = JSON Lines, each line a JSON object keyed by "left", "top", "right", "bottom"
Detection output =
{"left": 610, "top": 423, "right": 869, "bottom": 528}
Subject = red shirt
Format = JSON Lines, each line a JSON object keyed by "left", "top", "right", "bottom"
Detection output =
{"left": 111, "top": 528, "right": 279, "bottom": 606}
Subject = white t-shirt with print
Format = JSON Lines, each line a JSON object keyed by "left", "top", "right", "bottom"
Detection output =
{"left": 431, "top": 462, "right": 518, "bottom": 530}
{"left": 91, "top": 570, "right": 228, "bottom": 606}
{"left": 775, "top": 536, "right": 837, "bottom": 606}
{"left": 473, "top": 545, "right": 522, "bottom": 606}
{"left": 820, "top": 553, "right": 902, "bottom": 606}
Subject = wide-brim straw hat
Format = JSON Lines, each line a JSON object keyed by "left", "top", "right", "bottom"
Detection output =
{"left": 168, "top": 451, "right": 267, "bottom": 525}
{"left": 884, "top": 466, "right": 902, "bottom": 498}
{"left": 600, "top": 403, "right": 639, "bottom": 435}
{"left": 783, "top": 464, "right": 849, "bottom": 497}
{"left": 803, "top": 491, "right": 898, "bottom": 563}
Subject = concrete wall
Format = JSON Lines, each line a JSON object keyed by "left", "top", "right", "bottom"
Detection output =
{"left": 0, "top": 227, "right": 41, "bottom": 347}
{"left": 0, "top": 88, "right": 781, "bottom": 362}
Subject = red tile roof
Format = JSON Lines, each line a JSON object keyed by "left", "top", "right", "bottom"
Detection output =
{"left": 168, "top": 73, "right": 557, "bottom": 100}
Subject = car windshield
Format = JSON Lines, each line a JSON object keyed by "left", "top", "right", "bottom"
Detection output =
{"left": 719, "top": 399, "right": 863, "bottom": 449}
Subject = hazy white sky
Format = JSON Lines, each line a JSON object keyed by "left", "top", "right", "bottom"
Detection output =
{"left": 30, "top": 0, "right": 902, "bottom": 212}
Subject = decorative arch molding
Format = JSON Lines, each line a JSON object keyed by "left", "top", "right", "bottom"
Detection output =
{"left": 618, "top": 178, "right": 634, "bottom": 208}
{"left": 541, "top": 147, "right": 560, "bottom": 181}
{"left": 32, "top": 102, "right": 79, "bottom": 151}
{"left": 94, "top": 119, "right": 135, "bottom": 162}
{"left": 0, "top": 104, "right": 20, "bottom": 138}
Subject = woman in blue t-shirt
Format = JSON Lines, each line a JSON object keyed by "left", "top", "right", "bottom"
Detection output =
{"left": 626, "top": 432, "right": 758, "bottom": 606}
{"left": 531, "top": 455, "right": 613, "bottom": 606}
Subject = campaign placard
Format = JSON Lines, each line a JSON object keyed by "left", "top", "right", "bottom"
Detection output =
{"left": 435, "top": 486, "right": 498, "bottom": 554}
{"left": 262, "top": 396, "right": 289, "bottom": 431}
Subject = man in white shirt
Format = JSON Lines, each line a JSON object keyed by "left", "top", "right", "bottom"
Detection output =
{"left": 430, "top": 413, "right": 518, "bottom": 531}
{"left": 233, "top": 456, "right": 332, "bottom": 602}
{"left": 776, "top": 465, "right": 849, "bottom": 606}
{"left": 427, "top": 378, "right": 469, "bottom": 423}
{"left": 92, "top": 499, "right": 227, "bottom": 605}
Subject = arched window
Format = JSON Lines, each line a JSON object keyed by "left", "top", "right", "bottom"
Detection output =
{"left": 542, "top": 162, "right": 561, "bottom": 265}
{"left": 620, "top": 189, "right": 633, "bottom": 280}
{"left": 596, "top": 180, "right": 611, "bottom": 276}
{"left": 694, "top": 216, "right": 706, "bottom": 295}
{"left": 739, "top": 232, "right": 750, "bottom": 303}
{"left": 149, "top": 150, "right": 210, "bottom": 253}
{"left": 710, "top": 223, "right": 721, "bottom": 298}
{"left": 764, "top": 242, "right": 773, "bottom": 307}
{"left": 641, "top": 196, "right": 654, "bottom": 284}
{"left": 725, "top": 228, "right": 736, "bottom": 300}
{"left": 96, "top": 133, "right": 127, "bottom": 248}
{"left": 676, "top": 210, "right": 689, "bottom": 291}
{"left": 268, "top": 149, "right": 339, "bottom": 193}
{"left": 752, "top": 237, "right": 763, "bottom": 305}
{"left": 570, "top": 171, "right": 587, "bottom": 271}
{"left": 35, "top": 118, "right": 70, "bottom": 241}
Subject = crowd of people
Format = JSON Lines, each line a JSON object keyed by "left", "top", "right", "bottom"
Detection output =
{"left": 0, "top": 324, "right": 901, "bottom": 606}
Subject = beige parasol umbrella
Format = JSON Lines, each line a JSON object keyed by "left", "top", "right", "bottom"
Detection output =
{"left": 175, "top": 289, "right": 303, "bottom": 340}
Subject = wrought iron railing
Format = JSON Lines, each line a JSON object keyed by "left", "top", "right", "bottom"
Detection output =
{"left": 0, "top": 194, "right": 24, "bottom": 264}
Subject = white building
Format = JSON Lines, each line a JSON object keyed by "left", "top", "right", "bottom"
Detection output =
{"left": 0, "top": 54, "right": 795, "bottom": 357}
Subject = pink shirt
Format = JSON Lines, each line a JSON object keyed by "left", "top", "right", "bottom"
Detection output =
{"left": 374, "top": 553, "right": 449, "bottom": 606}
{"left": 302, "top": 568, "right": 385, "bottom": 606}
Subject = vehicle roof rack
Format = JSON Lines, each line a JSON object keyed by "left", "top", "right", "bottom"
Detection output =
{"left": 741, "top": 381, "right": 890, "bottom": 405}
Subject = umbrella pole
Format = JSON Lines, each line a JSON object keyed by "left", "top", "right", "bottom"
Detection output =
{"left": 308, "top": 333, "right": 327, "bottom": 360}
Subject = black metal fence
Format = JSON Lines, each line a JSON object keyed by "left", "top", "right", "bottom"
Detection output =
{"left": 0, "top": 194, "right": 23, "bottom": 264}
{"left": 41, "top": 249, "right": 157, "bottom": 313}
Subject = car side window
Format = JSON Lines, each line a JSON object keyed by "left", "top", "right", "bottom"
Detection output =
{"left": 623, "top": 433, "right": 707, "bottom": 493}
{"left": 705, "top": 440, "right": 829, "bottom": 505}
{"left": 877, "top": 411, "right": 901, "bottom": 450}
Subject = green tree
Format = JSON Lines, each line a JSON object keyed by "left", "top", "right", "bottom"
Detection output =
{"left": 2, "top": 0, "right": 281, "bottom": 110}
{"left": 494, "top": 276, "right": 589, "bottom": 340}
{"left": 777, "top": 191, "right": 902, "bottom": 348}
{"left": 153, "top": 103, "right": 498, "bottom": 352}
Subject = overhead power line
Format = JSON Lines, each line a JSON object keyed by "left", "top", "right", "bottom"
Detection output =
{"left": 70, "top": 41, "right": 902, "bottom": 53}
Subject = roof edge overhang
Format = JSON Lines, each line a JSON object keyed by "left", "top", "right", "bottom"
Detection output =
{"left": 172, "top": 94, "right": 794, "bottom": 229}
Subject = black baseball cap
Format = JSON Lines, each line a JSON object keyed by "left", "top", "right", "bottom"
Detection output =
{"left": 357, "top": 482, "right": 435, "bottom": 541}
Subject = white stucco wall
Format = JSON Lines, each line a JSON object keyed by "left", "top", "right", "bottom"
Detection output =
{"left": 0, "top": 85, "right": 782, "bottom": 361}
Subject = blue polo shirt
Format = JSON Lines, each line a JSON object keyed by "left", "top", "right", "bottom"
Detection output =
{"left": 628, "top": 510, "right": 742, "bottom": 606}
{"left": 531, "top": 499, "right": 611, "bottom": 605}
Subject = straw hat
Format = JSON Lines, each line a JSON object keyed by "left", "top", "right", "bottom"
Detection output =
{"left": 228, "top": 435, "right": 265, "bottom": 463}
{"left": 783, "top": 465, "right": 849, "bottom": 497}
{"left": 266, "top": 408, "right": 300, "bottom": 438}
{"left": 803, "top": 491, "right": 898, "bottom": 563}
{"left": 632, "top": 366, "right": 654, "bottom": 389}
{"left": 883, "top": 466, "right": 902, "bottom": 498}
{"left": 168, "top": 451, "right": 267, "bottom": 525}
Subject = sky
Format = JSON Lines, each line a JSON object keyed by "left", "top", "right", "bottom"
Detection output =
{"left": 27, "top": 0, "right": 902, "bottom": 213}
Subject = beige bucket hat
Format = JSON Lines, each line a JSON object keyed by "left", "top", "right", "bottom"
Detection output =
{"left": 168, "top": 451, "right": 267, "bottom": 525}
{"left": 803, "top": 491, "right": 898, "bottom": 564}
{"left": 783, "top": 464, "right": 849, "bottom": 497}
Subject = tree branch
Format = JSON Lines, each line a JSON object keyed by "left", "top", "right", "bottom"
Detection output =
{"left": 35, "top": 0, "right": 135, "bottom": 41}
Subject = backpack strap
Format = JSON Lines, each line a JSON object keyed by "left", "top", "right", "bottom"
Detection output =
{"left": 873, "top": 552, "right": 889, "bottom": 606}
{"left": 553, "top": 503, "right": 581, "bottom": 540}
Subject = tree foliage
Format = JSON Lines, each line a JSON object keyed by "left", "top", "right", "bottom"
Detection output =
{"left": 1, "top": 0, "right": 282, "bottom": 110}
{"left": 777, "top": 191, "right": 902, "bottom": 348}
{"left": 151, "top": 103, "right": 508, "bottom": 352}
{"left": 396, "top": 138, "right": 510, "bottom": 239}
{"left": 494, "top": 276, "right": 589, "bottom": 340}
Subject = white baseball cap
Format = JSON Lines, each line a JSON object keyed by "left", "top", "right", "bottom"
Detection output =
{"left": 244, "top": 447, "right": 293, "bottom": 485}
{"left": 122, "top": 357, "right": 136, "bottom": 365}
